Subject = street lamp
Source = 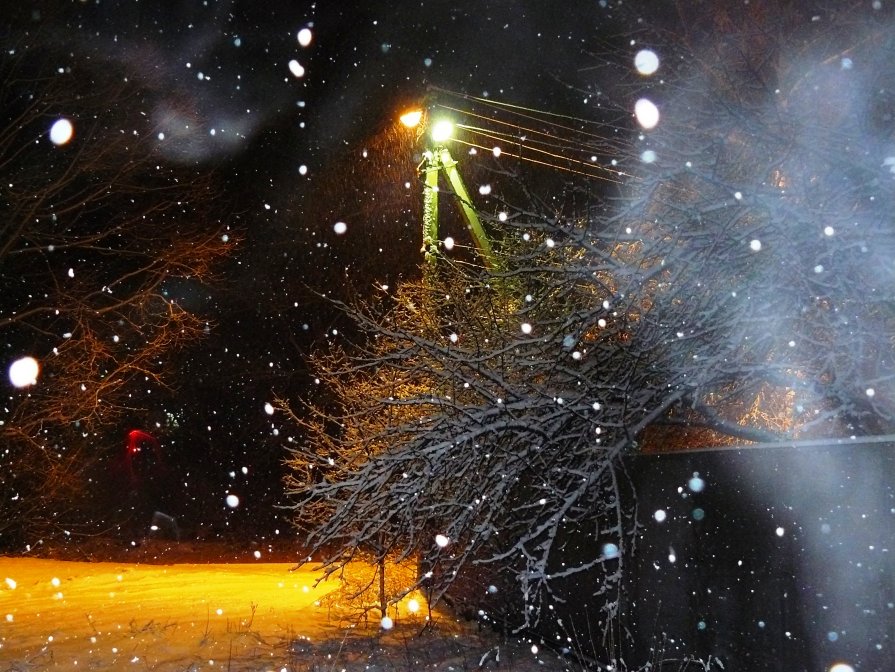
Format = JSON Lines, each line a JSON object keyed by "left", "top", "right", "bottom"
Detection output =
{"left": 402, "top": 109, "right": 495, "bottom": 267}
{"left": 399, "top": 109, "right": 423, "bottom": 128}
{"left": 430, "top": 119, "right": 454, "bottom": 143}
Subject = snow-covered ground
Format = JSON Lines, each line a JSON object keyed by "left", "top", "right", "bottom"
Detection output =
{"left": 0, "top": 555, "right": 567, "bottom": 671}
{"left": 0, "top": 556, "right": 422, "bottom": 670}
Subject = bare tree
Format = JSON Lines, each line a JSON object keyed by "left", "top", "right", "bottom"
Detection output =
{"left": 279, "top": 0, "right": 894, "bottom": 665}
{"left": 279, "top": 231, "right": 660, "bottom": 638}
{"left": 0, "top": 39, "right": 236, "bottom": 543}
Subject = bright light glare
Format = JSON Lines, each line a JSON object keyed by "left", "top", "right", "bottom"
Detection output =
{"left": 602, "top": 543, "right": 619, "bottom": 559}
{"left": 49, "top": 119, "right": 74, "bottom": 145}
{"left": 399, "top": 109, "right": 423, "bottom": 128}
{"left": 288, "top": 60, "right": 305, "bottom": 78}
{"left": 634, "top": 99, "right": 660, "bottom": 129}
{"left": 829, "top": 665, "right": 855, "bottom": 672}
{"left": 431, "top": 120, "right": 454, "bottom": 142}
{"left": 688, "top": 474, "right": 706, "bottom": 492}
{"left": 9, "top": 356, "right": 40, "bottom": 388}
{"left": 634, "top": 49, "right": 660, "bottom": 75}
{"left": 297, "top": 28, "right": 313, "bottom": 47}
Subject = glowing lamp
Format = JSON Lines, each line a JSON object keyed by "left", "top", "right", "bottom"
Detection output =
{"left": 399, "top": 109, "right": 423, "bottom": 128}
{"left": 431, "top": 119, "right": 454, "bottom": 142}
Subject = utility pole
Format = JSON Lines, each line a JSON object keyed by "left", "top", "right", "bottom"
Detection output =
{"left": 406, "top": 116, "right": 495, "bottom": 268}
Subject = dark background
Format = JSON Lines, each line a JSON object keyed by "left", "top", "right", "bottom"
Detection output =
{"left": 506, "top": 440, "right": 894, "bottom": 671}
{"left": 5, "top": 4, "right": 894, "bottom": 670}
{"left": 6, "top": 1, "right": 625, "bottom": 540}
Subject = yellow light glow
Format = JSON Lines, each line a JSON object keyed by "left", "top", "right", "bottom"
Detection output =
{"left": 399, "top": 109, "right": 423, "bottom": 128}
{"left": 431, "top": 119, "right": 453, "bottom": 142}
{"left": 3, "top": 555, "right": 434, "bottom": 665}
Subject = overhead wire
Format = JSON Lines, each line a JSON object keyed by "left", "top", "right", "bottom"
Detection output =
{"left": 428, "top": 85, "right": 627, "bottom": 133}
{"left": 435, "top": 106, "right": 628, "bottom": 179}
{"left": 450, "top": 137, "right": 625, "bottom": 183}
{"left": 412, "top": 89, "right": 645, "bottom": 272}
{"left": 429, "top": 86, "right": 634, "bottom": 152}
{"left": 437, "top": 108, "right": 624, "bottom": 181}
{"left": 455, "top": 123, "right": 627, "bottom": 180}
{"left": 434, "top": 103, "right": 614, "bottom": 156}
{"left": 425, "top": 87, "right": 636, "bottom": 183}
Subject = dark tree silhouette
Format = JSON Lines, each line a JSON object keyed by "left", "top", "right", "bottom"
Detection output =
{"left": 0, "top": 36, "right": 236, "bottom": 544}
{"left": 279, "top": 0, "right": 894, "bottom": 665}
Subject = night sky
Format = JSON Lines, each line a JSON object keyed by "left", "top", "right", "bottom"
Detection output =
{"left": 6, "top": 5, "right": 895, "bottom": 669}
{"left": 5, "top": 1, "right": 627, "bottom": 538}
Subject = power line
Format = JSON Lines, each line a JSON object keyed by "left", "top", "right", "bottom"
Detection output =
{"left": 429, "top": 85, "right": 625, "bottom": 132}
{"left": 451, "top": 137, "right": 625, "bottom": 183}
{"left": 425, "top": 89, "right": 635, "bottom": 182}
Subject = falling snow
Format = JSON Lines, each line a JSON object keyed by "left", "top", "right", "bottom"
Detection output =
{"left": 49, "top": 118, "right": 74, "bottom": 145}
{"left": 634, "top": 49, "right": 660, "bottom": 75}
{"left": 8, "top": 357, "right": 40, "bottom": 388}
{"left": 288, "top": 60, "right": 306, "bottom": 78}
{"left": 634, "top": 98, "right": 660, "bottom": 129}
{"left": 3, "top": 3, "right": 895, "bottom": 671}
